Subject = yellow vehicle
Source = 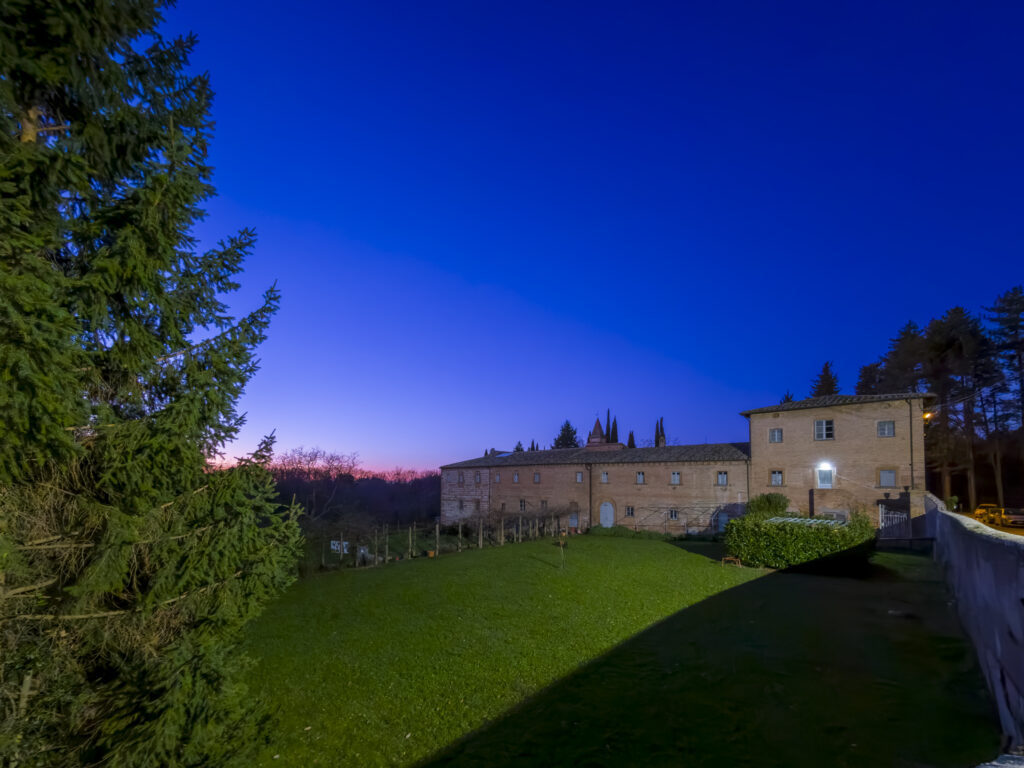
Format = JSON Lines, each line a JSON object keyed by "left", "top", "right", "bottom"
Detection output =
{"left": 972, "top": 504, "right": 1001, "bottom": 523}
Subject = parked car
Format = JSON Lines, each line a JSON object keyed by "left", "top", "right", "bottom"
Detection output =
{"left": 972, "top": 504, "right": 999, "bottom": 522}
{"left": 996, "top": 508, "right": 1024, "bottom": 528}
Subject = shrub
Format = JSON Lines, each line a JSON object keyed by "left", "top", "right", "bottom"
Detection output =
{"left": 724, "top": 513, "right": 875, "bottom": 569}
{"left": 745, "top": 493, "right": 792, "bottom": 519}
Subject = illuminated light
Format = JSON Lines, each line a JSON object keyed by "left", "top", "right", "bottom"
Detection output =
{"left": 923, "top": 412, "right": 933, "bottom": 420}
{"left": 817, "top": 462, "right": 833, "bottom": 472}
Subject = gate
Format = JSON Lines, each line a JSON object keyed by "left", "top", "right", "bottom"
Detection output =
{"left": 878, "top": 505, "right": 911, "bottom": 539}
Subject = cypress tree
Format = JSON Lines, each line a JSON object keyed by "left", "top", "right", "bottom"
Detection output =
{"left": 605, "top": 408, "right": 611, "bottom": 443}
{"left": 0, "top": 5, "right": 301, "bottom": 765}
{"left": 610, "top": 417, "right": 618, "bottom": 443}
{"left": 627, "top": 430, "right": 636, "bottom": 448}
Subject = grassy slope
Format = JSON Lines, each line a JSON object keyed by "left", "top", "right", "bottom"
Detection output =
{"left": 242, "top": 537, "right": 763, "bottom": 766}
{"left": 243, "top": 539, "right": 1000, "bottom": 767}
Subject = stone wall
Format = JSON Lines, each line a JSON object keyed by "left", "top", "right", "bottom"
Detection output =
{"left": 931, "top": 494, "right": 1024, "bottom": 749}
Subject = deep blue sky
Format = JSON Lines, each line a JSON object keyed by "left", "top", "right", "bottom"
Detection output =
{"left": 163, "top": 0, "right": 1023, "bottom": 470}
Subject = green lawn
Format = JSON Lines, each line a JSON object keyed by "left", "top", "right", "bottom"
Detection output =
{"left": 242, "top": 537, "right": 1000, "bottom": 767}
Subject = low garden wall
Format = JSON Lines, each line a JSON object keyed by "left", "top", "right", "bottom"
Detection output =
{"left": 930, "top": 494, "right": 1024, "bottom": 749}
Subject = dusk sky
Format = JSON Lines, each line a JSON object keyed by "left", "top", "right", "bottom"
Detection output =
{"left": 163, "top": 0, "right": 1023, "bottom": 472}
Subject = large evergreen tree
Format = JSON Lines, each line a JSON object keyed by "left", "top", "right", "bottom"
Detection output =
{"left": 552, "top": 420, "right": 580, "bottom": 449}
{"left": 810, "top": 362, "right": 840, "bottom": 397}
{"left": 0, "top": 4, "right": 300, "bottom": 765}
{"left": 987, "top": 286, "right": 1024, "bottom": 432}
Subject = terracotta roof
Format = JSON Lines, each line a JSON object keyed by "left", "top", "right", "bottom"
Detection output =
{"left": 441, "top": 442, "right": 750, "bottom": 470}
{"left": 740, "top": 392, "right": 934, "bottom": 417}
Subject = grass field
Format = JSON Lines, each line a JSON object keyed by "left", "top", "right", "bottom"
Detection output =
{"left": 242, "top": 536, "right": 1000, "bottom": 767}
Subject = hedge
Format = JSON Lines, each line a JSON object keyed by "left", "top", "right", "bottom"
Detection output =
{"left": 724, "top": 513, "right": 875, "bottom": 569}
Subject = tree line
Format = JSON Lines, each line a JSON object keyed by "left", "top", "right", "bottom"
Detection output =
{"left": 268, "top": 447, "right": 441, "bottom": 536}
{"left": 795, "top": 288, "right": 1024, "bottom": 510}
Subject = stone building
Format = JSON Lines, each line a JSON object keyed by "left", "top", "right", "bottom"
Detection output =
{"left": 440, "top": 393, "right": 932, "bottom": 532}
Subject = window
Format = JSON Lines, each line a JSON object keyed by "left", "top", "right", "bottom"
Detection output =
{"left": 474, "top": 471, "right": 481, "bottom": 484}
{"left": 601, "top": 471, "right": 609, "bottom": 483}
{"left": 817, "top": 468, "right": 834, "bottom": 489}
{"left": 575, "top": 471, "right": 583, "bottom": 483}
{"left": 458, "top": 500, "right": 464, "bottom": 511}
{"left": 814, "top": 420, "right": 834, "bottom": 440}
{"left": 513, "top": 471, "right": 519, "bottom": 483}
{"left": 877, "top": 420, "right": 895, "bottom": 438}
{"left": 533, "top": 472, "right": 541, "bottom": 484}
{"left": 717, "top": 471, "right": 728, "bottom": 486}
{"left": 500, "top": 502, "right": 506, "bottom": 512}
{"left": 519, "top": 499, "right": 526, "bottom": 512}
{"left": 770, "top": 470, "right": 783, "bottom": 486}
{"left": 625, "top": 506, "right": 635, "bottom": 517}
{"left": 769, "top": 428, "right": 783, "bottom": 443}
{"left": 457, "top": 471, "right": 464, "bottom": 486}
{"left": 474, "top": 499, "right": 480, "bottom": 512}
{"left": 540, "top": 500, "right": 548, "bottom": 512}
{"left": 669, "top": 509, "right": 679, "bottom": 520}
{"left": 670, "top": 471, "right": 680, "bottom": 485}
{"left": 879, "top": 469, "right": 897, "bottom": 488}
{"left": 636, "top": 471, "right": 645, "bottom": 484}
{"left": 495, "top": 472, "right": 501, "bottom": 483}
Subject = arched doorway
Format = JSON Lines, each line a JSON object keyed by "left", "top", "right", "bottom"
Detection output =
{"left": 599, "top": 501, "right": 614, "bottom": 528}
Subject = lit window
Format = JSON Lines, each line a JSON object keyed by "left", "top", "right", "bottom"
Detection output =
{"left": 879, "top": 469, "right": 897, "bottom": 487}
{"left": 817, "top": 468, "right": 834, "bottom": 489}
{"left": 769, "top": 428, "right": 783, "bottom": 443}
{"left": 814, "top": 420, "right": 834, "bottom": 440}
{"left": 474, "top": 471, "right": 481, "bottom": 484}
{"left": 513, "top": 471, "right": 519, "bottom": 483}
{"left": 669, "top": 509, "right": 679, "bottom": 520}
{"left": 625, "top": 506, "right": 635, "bottom": 517}
{"left": 636, "top": 471, "right": 645, "bottom": 484}
{"left": 877, "top": 421, "right": 895, "bottom": 438}
{"left": 575, "top": 471, "right": 583, "bottom": 483}
{"left": 519, "top": 499, "right": 526, "bottom": 512}
{"left": 670, "top": 471, "right": 680, "bottom": 485}
{"left": 533, "top": 472, "right": 540, "bottom": 484}
{"left": 770, "top": 470, "right": 783, "bottom": 486}
{"left": 717, "top": 471, "right": 728, "bottom": 486}
{"left": 601, "top": 471, "right": 609, "bottom": 483}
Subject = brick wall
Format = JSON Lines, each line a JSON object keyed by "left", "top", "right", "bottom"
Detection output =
{"left": 748, "top": 398, "right": 928, "bottom": 522}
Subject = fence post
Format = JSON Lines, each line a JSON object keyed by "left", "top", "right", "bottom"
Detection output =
{"left": 384, "top": 524, "right": 389, "bottom": 564}
{"left": 477, "top": 516, "right": 483, "bottom": 549}
{"left": 458, "top": 520, "right": 463, "bottom": 552}
{"left": 500, "top": 513, "right": 505, "bottom": 545}
{"left": 374, "top": 527, "right": 379, "bottom": 567}
{"left": 435, "top": 520, "right": 440, "bottom": 557}
{"left": 408, "top": 524, "right": 413, "bottom": 559}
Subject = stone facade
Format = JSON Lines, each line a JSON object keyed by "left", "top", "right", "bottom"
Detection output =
{"left": 440, "top": 394, "right": 932, "bottom": 531}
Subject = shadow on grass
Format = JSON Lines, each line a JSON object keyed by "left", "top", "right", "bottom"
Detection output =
{"left": 416, "top": 552, "right": 999, "bottom": 768}
{"left": 670, "top": 539, "right": 728, "bottom": 562}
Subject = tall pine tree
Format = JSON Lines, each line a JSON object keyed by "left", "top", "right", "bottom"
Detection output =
{"left": 810, "top": 362, "right": 840, "bottom": 397}
{"left": 552, "top": 420, "right": 580, "bottom": 449}
{"left": 0, "top": 4, "right": 301, "bottom": 765}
